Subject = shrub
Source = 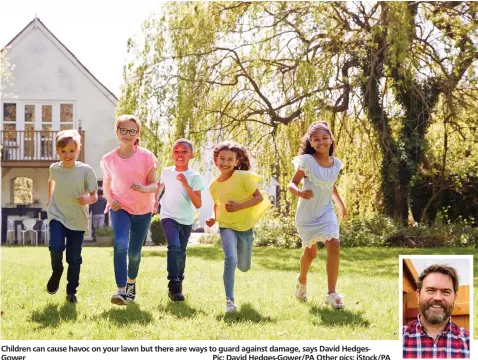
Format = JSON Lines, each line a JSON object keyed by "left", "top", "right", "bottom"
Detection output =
{"left": 95, "top": 226, "right": 114, "bottom": 236}
{"left": 254, "top": 211, "right": 301, "bottom": 248}
{"left": 199, "top": 233, "right": 221, "bottom": 245}
{"left": 150, "top": 214, "right": 167, "bottom": 245}
{"left": 340, "top": 215, "right": 398, "bottom": 247}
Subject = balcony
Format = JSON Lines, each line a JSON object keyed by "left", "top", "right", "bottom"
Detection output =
{"left": 1, "top": 130, "right": 85, "bottom": 169}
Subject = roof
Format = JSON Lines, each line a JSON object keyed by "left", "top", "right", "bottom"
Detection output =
{"left": 2, "top": 17, "right": 118, "bottom": 102}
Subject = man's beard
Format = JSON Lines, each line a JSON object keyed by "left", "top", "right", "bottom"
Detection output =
{"left": 420, "top": 301, "right": 453, "bottom": 325}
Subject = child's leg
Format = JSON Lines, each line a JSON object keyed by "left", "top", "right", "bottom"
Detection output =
{"left": 324, "top": 238, "right": 340, "bottom": 293}
{"left": 110, "top": 209, "right": 132, "bottom": 289}
{"left": 298, "top": 243, "right": 317, "bottom": 285}
{"left": 47, "top": 220, "right": 66, "bottom": 294}
{"left": 65, "top": 228, "right": 85, "bottom": 295}
{"left": 161, "top": 218, "right": 182, "bottom": 282}
{"left": 127, "top": 212, "right": 152, "bottom": 282}
{"left": 178, "top": 223, "right": 192, "bottom": 282}
{"left": 236, "top": 229, "right": 254, "bottom": 272}
{"left": 219, "top": 228, "right": 238, "bottom": 301}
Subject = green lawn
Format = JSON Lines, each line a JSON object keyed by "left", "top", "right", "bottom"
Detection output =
{"left": 1, "top": 245, "right": 476, "bottom": 340}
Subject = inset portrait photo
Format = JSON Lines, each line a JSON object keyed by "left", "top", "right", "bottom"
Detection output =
{"left": 400, "top": 255, "right": 473, "bottom": 359}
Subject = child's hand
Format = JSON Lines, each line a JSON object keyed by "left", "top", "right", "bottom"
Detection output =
{"left": 111, "top": 199, "right": 122, "bottom": 211}
{"left": 153, "top": 200, "right": 159, "bottom": 214}
{"left": 339, "top": 205, "right": 347, "bottom": 221}
{"left": 176, "top": 174, "right": 189, "bottom": 188}
{"left": 131, "top": 182, "right": 145, "bottom": 193}
{"left": 46, "top": 199, "right": 51, "bottom": 206}
{"left": 225, "top": 201, "right": 242, "bottom": 212}
{"left": 205, "top": 218, "right": 216, "bottom": 227}
{"left": 77, "top": 195, "right": 90, "bottom": 205}
{"left": 299, "top": 190, "right": 314, "bottom": 199}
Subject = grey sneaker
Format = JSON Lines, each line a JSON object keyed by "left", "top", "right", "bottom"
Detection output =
{"left": 125, "top": 283, "right": 136, "bottom": 302}
{"left": 111, "top": 291, "right": 128, "bottom": 305}
{"left": 225, "top": 298, "right": 237, "bottom": 313}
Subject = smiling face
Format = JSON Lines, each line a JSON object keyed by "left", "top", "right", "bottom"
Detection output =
{"left": 116, "top": 119, "right": 139, "bottom": 145}
{"left": 56, "top": 140, "right": 80, "bottom": 168}
{"left": 172, "top": 143, "right": 194, "bottom": 169}
{"left": 417, "top": 272, "right": 456, "bottom": 326}
{"left": 309, "top": 129, "right": 333, "bottom": 155}
{"left": 215, "top": 150, "right": 239, "bottom": 175}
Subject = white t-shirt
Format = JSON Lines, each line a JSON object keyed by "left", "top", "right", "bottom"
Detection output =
{"left": 159, "top": 166, "right": 205, "bottom": 225}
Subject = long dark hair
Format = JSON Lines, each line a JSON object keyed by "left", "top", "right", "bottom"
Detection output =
{"left": 298, "top": 121, "right": 335, "bottom": 156}
{"left": 213, "top": 141, "right": 251, "bottom": 171}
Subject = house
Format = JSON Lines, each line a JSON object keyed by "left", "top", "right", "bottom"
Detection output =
{"left": 1, "top": 17, "right": 118, "bottom": 243}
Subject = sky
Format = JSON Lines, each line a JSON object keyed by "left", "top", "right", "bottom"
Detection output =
{"left": 0, "top": 0, "right": 163, "bottom": 98}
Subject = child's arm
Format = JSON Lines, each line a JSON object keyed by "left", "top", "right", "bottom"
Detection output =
{"left": 332, "top": 185, "right": 347, "bottom": 221}
{"left": 153, "top": 182, "right": 165, "bottom": 213}
{"left": 205, "top": 204, "right": 217, "bottom": 227}
{"left": 287, "top": 169, "right": 314, "bottom": 199}
{"left": 46, "top": 179, "right": 55, "bottom": 206}
{"left": 225, "top": 188, "right": 263, "bottom": 212}
{"left": 131, "top": 167, "right": 158, "bottom": 193}
{"left": 176, "top": 174, "right": 202, "bottom": 209}
{"left": 103, "top": 177, "right": 121, "bottom": 211}
{"left": 78, "top": 190, "right": 98, "bottom": 206}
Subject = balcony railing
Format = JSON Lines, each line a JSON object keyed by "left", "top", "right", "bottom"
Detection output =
{"left": 1, "top": 130, "right": 85, "bottom": 165}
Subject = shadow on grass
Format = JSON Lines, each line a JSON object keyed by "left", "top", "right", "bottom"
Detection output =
{"left": 308, "top": 304, "right": 370, "bottom": 327}
{"left": 31, "top": 302, "right": 77, "bottom": 328}
{"left": 216, "top": 303, "right": 275, "bottom": 324}
{"left": 96, "top": 303, "right": 153, "bottom": 326}
{"left": 156, "top": 300, "right": 206, "bottom": 318}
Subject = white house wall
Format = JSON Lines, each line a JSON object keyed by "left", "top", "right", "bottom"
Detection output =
{"left": 2, "top": 21, "right": 117, "bottom": 178}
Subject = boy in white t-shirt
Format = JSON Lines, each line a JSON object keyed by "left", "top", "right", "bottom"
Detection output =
{"left": 154, "top": 139, "right": 204, "bottom": 301}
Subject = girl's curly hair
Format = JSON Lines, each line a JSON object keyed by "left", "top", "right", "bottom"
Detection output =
{"left": 298, "top": 121, "right": 335, "bottom": 156}
{"left": 213, "top": 141, "right": 251, "bottom": 171}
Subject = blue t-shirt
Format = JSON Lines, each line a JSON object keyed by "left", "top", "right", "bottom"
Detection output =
{"left": 159, "top": 166, "right": 204, "bottom": 225}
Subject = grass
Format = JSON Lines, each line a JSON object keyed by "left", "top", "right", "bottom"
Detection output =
{"left": 1, "top": 245, "right": 476, "bottom": 340}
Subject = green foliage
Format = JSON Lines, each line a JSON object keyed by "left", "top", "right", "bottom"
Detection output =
{"left": 150, "top": 214, "right": 167, "bottom": 245}
{"left": 254, "top": 211, "right": 301, "bottom": 248}
{"left": 95, "top": 227, "right": 114, "bottom": 236}
{"left": 198, "top": 233, "right": 221, "bottom": 246}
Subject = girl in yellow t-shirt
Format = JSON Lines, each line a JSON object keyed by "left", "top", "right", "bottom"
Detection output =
{"left": 206, "top": 141, "right": 270, "bottom": 314}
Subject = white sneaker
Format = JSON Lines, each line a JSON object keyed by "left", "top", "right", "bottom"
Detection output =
{"left": 325, "top": 292, "right": 344, "bottom": 309}
{"left": 296, "top": 278, "right": 307, "bottom": 301}
{"left": 225, "top": 298, "right": 237, "bottom": 313}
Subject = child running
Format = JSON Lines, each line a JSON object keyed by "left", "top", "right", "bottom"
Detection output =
{"left": 287, "top": 121, "right": 347, "bottom": 308}
{"left": 154, "top": 139, "right": 204, "bottom": 301}
{"left": 101, "top": 115, "right": 158, "bottom": 305}
{"left": 206, "top": 141, "right": 270, "bottom": 313}
{"left": 46, "top": 129, "right": 98, "bottom": 303}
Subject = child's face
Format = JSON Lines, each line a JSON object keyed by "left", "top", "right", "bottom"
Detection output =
{"left": 172, "top": 143, "right": 194, "bottom": 167}
{"left": 309, "top": 129, "right": 332, "bottom": 155}
{"left": 215, "top": 150, "right": 239, "bottom": 174}
{"left": 56, "top": 140, "right": 79, "bottom": 168}
{"left": 116, "top": 120, "right": 139, "bottom": 145}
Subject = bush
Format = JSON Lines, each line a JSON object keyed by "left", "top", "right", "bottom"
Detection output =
{"left": 199, "top": 233, "right": 221, "bottom": 245}
{"left": 254, "top": 211, "right": 301, "bottom": 248}
{"left": 95, "top": 226, "right": 114, "bottom": 236}
{"left": 150, "top": 214, "right": 167, "bottom": 245}
{"left": 340, "top": 215, "right": 398, "bottom": 247}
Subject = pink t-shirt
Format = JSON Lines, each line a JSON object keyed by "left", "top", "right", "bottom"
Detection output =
{"left": 100, "top": 146, "right": 158, "bottom": 215}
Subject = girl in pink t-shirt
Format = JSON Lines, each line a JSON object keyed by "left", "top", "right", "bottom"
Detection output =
{"left": 101, "top": 115, "right": 158, "bottom": 305}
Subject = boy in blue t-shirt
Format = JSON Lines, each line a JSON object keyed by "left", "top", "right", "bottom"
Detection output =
{"left": 154, "top": 139, "right": 204, "bottom": 301}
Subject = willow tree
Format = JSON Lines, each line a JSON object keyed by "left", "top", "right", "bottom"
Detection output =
{"left": 119, "top": 1, "right": 477, "bottom": 222}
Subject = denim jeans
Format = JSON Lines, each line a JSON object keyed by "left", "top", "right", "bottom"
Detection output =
{"left": 161, "top": 218, "right": 192, "bottom": 282}
{"left": 110, "top": 209, "right": 152, "bottom": 287}
{"left": 49, "top": 219, "right": 85, "bottom": 295}
{"left": 220, "top": 227, "right": 254, "bottom": 301}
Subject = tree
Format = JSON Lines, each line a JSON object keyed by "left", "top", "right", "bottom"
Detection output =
{"left": 119, "top": 1, "right": 477, "bottom": 222}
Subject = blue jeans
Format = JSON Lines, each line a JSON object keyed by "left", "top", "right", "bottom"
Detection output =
{"left": 161, "top": 218, "right": 192, "bottom": 282}
{"left": 110, "top": 209, "right": 152, "bottom": 287}
{"left": 220, "top": 227, "right": 254, "bottom": 301}
{"left": 49, "top": 219, "right": 85, "bottom": 295}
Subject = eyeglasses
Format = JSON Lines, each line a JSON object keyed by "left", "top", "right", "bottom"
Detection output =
{"left": 118, "top": 128, "right": 138, "bottom": 136}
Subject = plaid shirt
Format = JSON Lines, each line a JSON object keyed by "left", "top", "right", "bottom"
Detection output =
{"left": 403, "top": 314, "right": 470, "bottom": 358}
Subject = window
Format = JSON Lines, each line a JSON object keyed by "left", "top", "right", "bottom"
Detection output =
{"left": 60, "top": 104, "right": 73, "bottom": 130}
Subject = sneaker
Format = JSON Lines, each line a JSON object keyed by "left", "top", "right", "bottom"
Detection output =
{"left": 66, "top": 294, "right": 78, "bottom": 303}
{"left": 168, "top": 281, "right": 184, "bottom": 302}
{"left": 46, "top": 269, "right": 63, "bottom": 295}
{"left": 111, "top": 291, "right": 128, "bottom": 305}
{"left": 125, "top": 283, "right": 136, "bottom": 302}
{"left": 325, "top": 292, "right": 344, "bottom": 309}
{"left": 225, "top": 298, "right": 237, "bottom": 313}
{"left": 295, "top": 277, "right": 307, "bottom": 301}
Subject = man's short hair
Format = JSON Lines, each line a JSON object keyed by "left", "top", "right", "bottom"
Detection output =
{"left": 417, "top": 264, "right": 459, "bottom": 293}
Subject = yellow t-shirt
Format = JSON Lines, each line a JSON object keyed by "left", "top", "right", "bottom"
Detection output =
{"left": 209, "top": 170, "right": 271, "bottom": 231}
